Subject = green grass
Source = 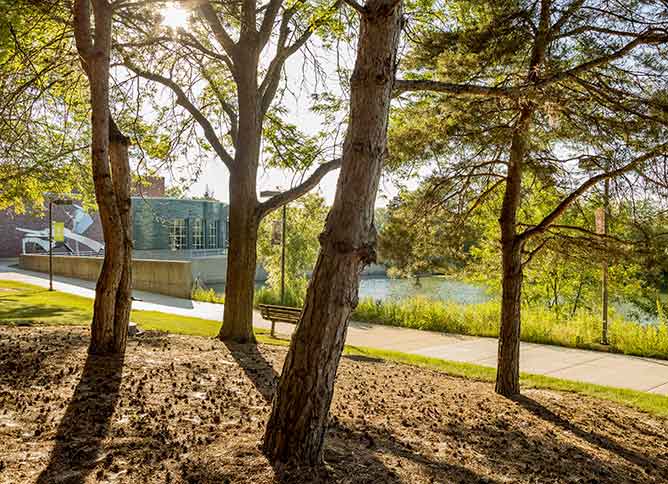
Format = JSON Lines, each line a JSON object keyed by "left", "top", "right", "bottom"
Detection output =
{"left": 353, "top": 296, "right": 668, "bottom": 360}
{"left": 2, "top": 279, "right": 667, "bottom": 417}
{"left": 342, "top": 345, "right": 668, "bottom": 417}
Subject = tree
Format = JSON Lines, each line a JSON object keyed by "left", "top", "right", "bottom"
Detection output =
{"left": 72, "top": 0, "right": 133, "bottom": 355}
{"left": 115, "top": 0, "right": 343, "bottom": 342}
{"left": 0, "top": 0, "right": 94, "bottom": 212}
{"left": 257, "top": 192, "right": 328, "bottom": 305}
{"left": 389, "top": 0, "right": 668, "bottom": 396}
{"left": 263, "top": 0, "right": 403, "bottom": 465}
{"left": 378, "top": 188, "right": 479, "bottom": 280}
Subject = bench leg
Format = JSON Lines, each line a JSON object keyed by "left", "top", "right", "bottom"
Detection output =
{"left": 270, "top": 319, "right": 275, "bottom": 338}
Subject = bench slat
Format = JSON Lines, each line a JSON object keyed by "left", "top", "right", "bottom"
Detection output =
{"left": 259, "top": 304, "right": 302, "bottom": 325}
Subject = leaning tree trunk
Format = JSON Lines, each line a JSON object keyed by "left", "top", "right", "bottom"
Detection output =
{"left": 494, "top": 0, "right": 549, "bottom": 396}
{"left": 263, "top": 0, "right": 403, "bottom": 465}
{"left": 74, "top": 0, "right": 132, "bottom": 355}
{"left": 219, "top": 55, "right": 262, "bottom": 343}
{"left": 494, "top": 106, "right": 532, "bottom": 397}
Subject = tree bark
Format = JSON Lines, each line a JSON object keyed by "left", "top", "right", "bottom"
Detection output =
{"left": 110, "top": 120, "right": 132, "bottom": 352}
{"left": 219, "top": 49, "right": 262, "bottom": 343}
{"left": 495, "top": 106, "right": 532, "bottom": 397}
{"left": 494, "top": 0, "right": 551, "bottom": 397}
{"left": 220, "top": 169, "right": 259, "bottom": 343}
{"left": 262, "top": 0, "right": 403, "bottom": 465}
{"left": 73, "top": 0, "right": 132, "bottom": 355}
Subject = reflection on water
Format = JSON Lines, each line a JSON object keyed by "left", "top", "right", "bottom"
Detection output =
{"left": 358, "top": 276, "right": 491, "bottom": 305}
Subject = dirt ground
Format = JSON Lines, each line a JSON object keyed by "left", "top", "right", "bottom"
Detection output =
{"left": 0, "top": 326, "right": 667, "bottom": 484}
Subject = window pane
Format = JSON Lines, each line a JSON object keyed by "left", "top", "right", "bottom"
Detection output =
{"left": 169, "top": 219, "right": 186, "bottom": 250}
{"left": 192, "top": 218, "right": 204, "bottom": 249}
{"left": 208, "top": 220, "right": 218, "bottom": 248}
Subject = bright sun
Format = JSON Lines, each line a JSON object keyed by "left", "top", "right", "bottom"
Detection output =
{"left": 161, "top": 3, "right": 189, "bottom": 30}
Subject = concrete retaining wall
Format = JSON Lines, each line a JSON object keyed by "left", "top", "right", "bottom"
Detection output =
{"left": 19, "top": 254, "right": 193, "bottom": 299}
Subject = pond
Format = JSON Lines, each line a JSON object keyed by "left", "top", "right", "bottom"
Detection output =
{"left": 210, "top": 275, "right": 490, "bottom": 305}
{"left": 358, "top": 276, "right": 492, "bottom": 305}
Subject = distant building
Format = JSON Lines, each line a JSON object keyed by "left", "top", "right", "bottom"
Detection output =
{"left": 131, "top": 197, "right": 229, "bottom": 260}
{"left": 0, "top": 177, "right": 229, "bottom": 261}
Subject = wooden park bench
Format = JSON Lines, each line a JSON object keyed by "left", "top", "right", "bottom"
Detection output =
{"left": 258, "top": 304, "right": 302, "bottom": 336}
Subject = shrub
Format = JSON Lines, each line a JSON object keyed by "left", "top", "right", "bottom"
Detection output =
{"left": 191, "top": 287, "right": 225, "bottom": 304}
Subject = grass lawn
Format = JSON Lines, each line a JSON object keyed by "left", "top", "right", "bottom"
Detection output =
{"left": 2, "top": 279, "right": 668, "bottom": 417}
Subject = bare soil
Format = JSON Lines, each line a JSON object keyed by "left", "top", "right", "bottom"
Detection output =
{"left": 1, "top": 326, "right": 667, "bottom": 484}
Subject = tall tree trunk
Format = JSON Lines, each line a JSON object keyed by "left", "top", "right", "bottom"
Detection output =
{"left": 220, "top": 169, "right": 259, "bottom": 343}
{"left": 110, "top": 120, "right": 132, "bottom": 352}
{"left": 74, "top": 0, "right": 132, "bottom": 356}
{"left": 495, "top": 106, "right": 532, "bottom": 397}
{"left": 496, "top": 238, "right": 523, "bottom": 396}
{"left": 495, "top": 0, "right": 550, "bottom": 397}
{"left": 262, "top": 0, "right": 403, "bottom": 465}
{"left": 219, "top": 51, "right": 261, "bottom": 343}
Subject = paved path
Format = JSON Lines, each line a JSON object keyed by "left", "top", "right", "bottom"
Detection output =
{"left": 2, "top": 259, "right": 668, "bottom": 395}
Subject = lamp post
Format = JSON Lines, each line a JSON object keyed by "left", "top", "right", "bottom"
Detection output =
{"left": 260, "top": 190, "right": 287, "bottom": 337}
{"left": 47, "top": 196, "right": 74, "bottom": 291}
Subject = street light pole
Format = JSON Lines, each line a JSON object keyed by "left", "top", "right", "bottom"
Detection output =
{"left": 280, "top": 203, "right": 286, "bottom": 307}
{"left": 260, "top": 189, "right": 288, "bottom": 338}
{"left": 45, "top": 195, "right": 75, "bottom": 292}
{"left": 49, "top": 200, "right": 53, "bottom": 291}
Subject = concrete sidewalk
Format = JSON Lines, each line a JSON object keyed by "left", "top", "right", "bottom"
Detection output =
{"left": 2, "top": 259, "right": 668, "bottom": 396}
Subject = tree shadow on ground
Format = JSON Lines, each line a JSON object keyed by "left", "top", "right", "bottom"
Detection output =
{"left": 322, "top": 420, "right": 501, "bottom": 484}
{"left": 0, "top": 304, "right": 71, "bottom": 321}
{"left": 512, "top": 394, "right": 659, "bottom": 473}
{"left": 224, "top": 341, "right": 278, "bottom": 403}
{"left": 36, "top": 352, "right": 124, "bottom": 484}
{"left": 0, "top": 327, "right": 88, "bottom": 390}
{"left": 342, "top": 353, "right": 384, "bottom": 364}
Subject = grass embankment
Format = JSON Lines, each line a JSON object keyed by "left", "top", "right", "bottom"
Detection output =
{"left": 2, "top": 279, "right": 668, "bottom": 417}
{"left": 354, "top": 297, "right": 668, "bottom": 360}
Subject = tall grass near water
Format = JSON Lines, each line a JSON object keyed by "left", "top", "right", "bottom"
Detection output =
{"left": 353, "top": 296, "right": 668, "bottom": 359}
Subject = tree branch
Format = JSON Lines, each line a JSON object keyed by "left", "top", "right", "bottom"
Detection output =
{"left": 197, "top": 1, "right": 237, "bottom": 60}
{"left": 393, "top": 80, "right": 521, "bottom": 99}
{"left": 343, "top": 0, "right": 366, "bottom": 14}
{"left": 256, "top": 157, "right": 341, "bottom": 218}
{"left": 258, "top": 0, "right": 284, "bottom": 48}
{"left": 259, "top": 0, "right": 342, "bottom": 115}
{"left": 72, "top": 0, "right": 93, "bottom": 73}
{"left": 520, "top": 143, "right": 668, "bottom": 241}
{"left": 549, "top": 0, "right": 584, "bottom": 36}
{"left": 123, "top": 58, "right": 235, "bottom": 168}
{"left": 537, "top": 30, "right": 668, "bottom": 87}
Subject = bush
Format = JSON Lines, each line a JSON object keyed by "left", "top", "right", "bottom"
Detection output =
{"left": 191, "top": 287, "right": 225, "bottom": 304}
{"left": 254, "top": 278, "right": 308, "bottom": 308}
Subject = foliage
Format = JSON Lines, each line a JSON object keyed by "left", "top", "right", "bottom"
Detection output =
{"left": 256, "top": 193, "right": 328, "bottom": 300}
{"left": 191, "top": 287, "right": 225, "bottom": 304}
{"left": 254, "top": 280, "right": 308, "bottom": 309}
{"left": 378, "top": 188, "right": 480, "bottom": 278}
{"left": 0, "top": 0, "right": 95, "bottom": 212}
{"left": 378, "top": 172, "right": 668, "bottom": 321}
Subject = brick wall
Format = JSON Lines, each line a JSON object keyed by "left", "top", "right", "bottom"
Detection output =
{"left": 132, "top": 176, "right": 165, "bottom": 197}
